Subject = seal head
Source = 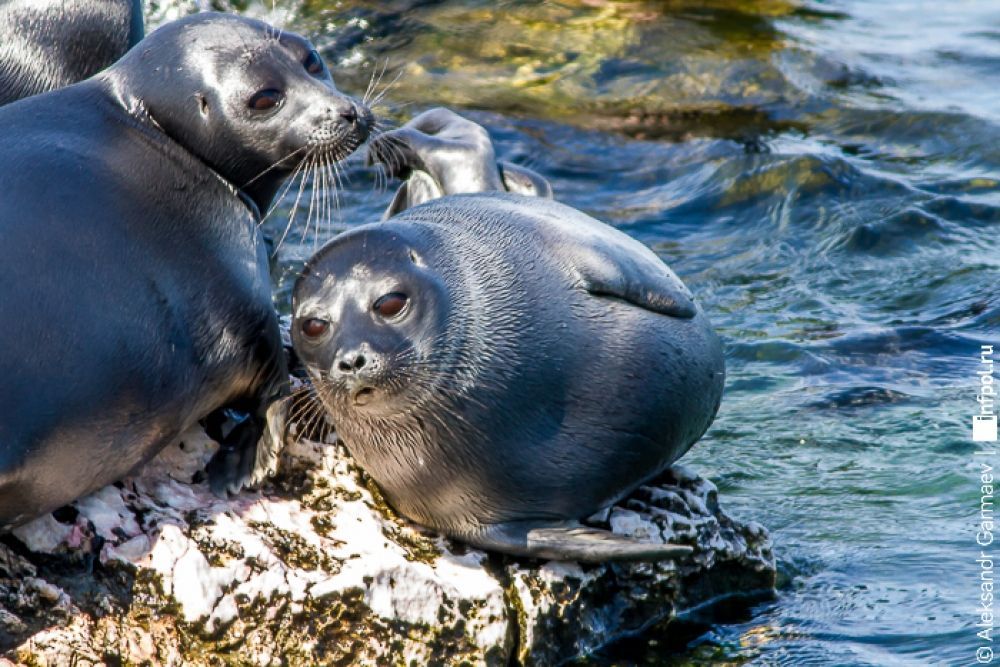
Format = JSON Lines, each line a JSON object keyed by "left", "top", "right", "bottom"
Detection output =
{"left": 109, "top": 12, "right": 373, "bottom": 212}
{"left": 294, "top": 228, "right": 452, "bottom": 417}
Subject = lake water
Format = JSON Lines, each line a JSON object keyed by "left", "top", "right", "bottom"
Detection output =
{"left": 240, "top": 1, "right": 998, "bottom": 664}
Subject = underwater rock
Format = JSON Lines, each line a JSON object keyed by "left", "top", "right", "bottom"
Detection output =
{"left": 1, "top": 424, "right": 774, "bottom": 665}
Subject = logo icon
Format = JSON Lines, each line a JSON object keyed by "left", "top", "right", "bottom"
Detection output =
{"left": 974, "top": 415, "right": 998, "bottom": 442}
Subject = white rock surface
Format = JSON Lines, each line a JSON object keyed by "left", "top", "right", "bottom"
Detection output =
{"left": 1, "top": 424, "right": 774, "bottom": 665}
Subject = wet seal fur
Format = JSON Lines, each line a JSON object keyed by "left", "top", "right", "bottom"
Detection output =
{"left": 0, "top": 13, "right": 372, "bottom": 530}
{"left": 0, "top": 0, "right": 144, "bottom": 106}
{"left": 289, "top": 109, "right": 725, "bottom": 561}
{"left": 292, "top": 187, "right": 725, "bottom": 560}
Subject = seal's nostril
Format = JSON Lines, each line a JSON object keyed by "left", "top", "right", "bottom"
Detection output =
{"left": 337, "top": 353, "right": 366, "bottom": 373}
{"left": 339, "top": 105, "right": 358, "bottom": 124}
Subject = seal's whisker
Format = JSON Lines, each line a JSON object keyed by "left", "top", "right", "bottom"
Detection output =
{"left": 287, "top": 383, "right": 326, "bottom": 413}
{"left": 371, "top": 66, "right": 405, "bottom": 106}
{"left": 315, "top": 154, "right": 327, "bottom": 250}
{"left": 331, "top": 149, "right": 353, "bottom": 188}
{"left": 258, "top": 154, "right": 310, "bottom": 228}
{"left": 320, "top": 155, "right": 335, "bottom": 248}
{"left": 329, "top": 156, "right": 345, "bottom": 221}
{"left": 365, "top": 126, "right": 389, "bottom": 194}
{"left": 262, "top": 153, "right": 309, "bottom": 224}
{"left": 320, "top": 154, "right": 335, "bottom": 249}
{"left": 301, "top": 404, "right": 332, "bottom": 444}
{"left": 310, "top": 154, "right": 324, "bottom": 250}
{"left": 288, "top": 402, "right": 327, "bottom": 444}
{"left": 267, "top": 0, "right": 288, "bottom": 42}
{"left": 292, "top": 377, "right": 336, "bottom": 431}
{"left": 362, "top": 61, "right": 381, "bottom": 106}
{"left": 273, "top": 152, "right": 316, "bottom": 255}
{"left": 363, "top": 58, "right": 389, "bottom": 106}
{"left": 369, "top": 67, "right": 405, "bottom": 109}
{"left": 311, "top": 155, "right": 325, "bottom": 247}
{"left": 369, "top": 158, "right": 386, "bottom": 195}
{"left": 372, "top": 59, "right": 390, "bottom": 104}
{"left": 244, "top": 145, "right": 309, "bottom": 190}
{"left": 310, "top": 155, "right": 327, "bottom": 247}
{"left": 286, "top": 397, "right": 317, "bottom": 426}
{"left": 376, "top": 137, "right": 409, "bottom": 184}
{"left": 287, "top": 392, "right": 326, "bottom": 427}
{"left": 300, "top": 157, "right": 321, "bottom": 248}
{"left": 287, "top": 383, "right": 320, "bottom": 399}
{"left": 325, "top": 155, "right": 339, "bottom": 237}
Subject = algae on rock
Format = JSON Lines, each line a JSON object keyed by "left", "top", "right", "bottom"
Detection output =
{"left": 2, "top": 423, "right": 774, "bottom": 665}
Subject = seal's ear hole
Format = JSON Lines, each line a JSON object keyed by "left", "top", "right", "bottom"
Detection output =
{"left": 407, "top": 249, "right": 422, "bottom": 265}
{"left": 194, "top": 93, "right": 209, "bottom": 117}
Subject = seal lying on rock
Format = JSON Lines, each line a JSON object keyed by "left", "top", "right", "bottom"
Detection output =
{"left": 0, "top": 0, "right": 144, "bottom": 105}
{"left": 0, "top": 12, "right": 372, "bottom": 530}
{"left": 289, "top": 111, "right": 725, "bottom": 561}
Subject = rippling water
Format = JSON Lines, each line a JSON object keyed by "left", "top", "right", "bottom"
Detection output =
{"left": 217, "top": 1, "right": 999, "bottom": 663}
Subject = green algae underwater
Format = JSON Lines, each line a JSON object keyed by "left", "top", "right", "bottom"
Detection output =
{"left": 191, "top": 0, "right": 996, "bottom": 664}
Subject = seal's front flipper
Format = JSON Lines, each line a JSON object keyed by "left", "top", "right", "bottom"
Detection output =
{"left": 473, "top": 520, "right": 693, "bottom": 562}
{"left": 204, "top": 407, "right": 258, "bottom": 496}
{"left": 369, "top": 108, "right": 554, "bottom": 218}
{"left": 249, "top": 397, "right": 289, "bottom": 486}
{"left": 580, "top": 262, "right": 697, "bottom": 319}
{"left": 519, "top": 201, "right": 698, "bottom": 318}
{"left": 368, "top": 108, "right": 503, "bottom": 199}
{"left": 205, "top": 308, "right": 290, "bottom": 496}
{"left": 204, "top": 397, "right": 290, "bottom": 496}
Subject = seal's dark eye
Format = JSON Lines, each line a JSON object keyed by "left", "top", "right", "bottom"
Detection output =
{"left": 373, "top": 293, "right": 408, "bottom": 318}
{"left": 301, "top": 318, "right": 330, "bottom": 338}
{"left": 248, "top": 89, "right": 283, "bottom": 111}
{"left": 303, "top": 50, "right": 324, "bottom": 75}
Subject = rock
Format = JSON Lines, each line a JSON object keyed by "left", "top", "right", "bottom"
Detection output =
{"left": 1, "top": 420, "right": 774, "bottom": 664}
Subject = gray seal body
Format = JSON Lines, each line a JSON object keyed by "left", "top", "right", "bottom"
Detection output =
{"left": 292, "top": 193, "right": 725, "bottom": 561}
{"left": 0, "top": 13, "right": 372, "bottom": 529}
{"left": 0, "top": 0, "right": 144, "bottom": 105}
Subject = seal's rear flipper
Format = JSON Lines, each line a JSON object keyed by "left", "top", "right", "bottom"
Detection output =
{"left": 474, "top": 520, "right": 693, "bottom": 562}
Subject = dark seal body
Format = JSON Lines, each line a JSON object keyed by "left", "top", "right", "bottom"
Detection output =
{"left": 0, "top": 13, "right": 371, "bottom": 529}
{"left": 0, "top": 84, "right": 281, "bottom": 529}
{"left": 292, "top": 193, "right": 725, "bottom": 560}
{"left": 0, "top": 0, "right": 143, "bottom": 105}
